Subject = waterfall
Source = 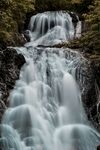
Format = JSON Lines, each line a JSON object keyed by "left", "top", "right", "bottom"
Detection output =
{"left": 0, "top": 11, "right": 100, "bottom": 150}
{"left": 25, "top": 11, "right": 80, "bottom": 47}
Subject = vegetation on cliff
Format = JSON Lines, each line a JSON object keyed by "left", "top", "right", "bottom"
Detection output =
{"left": 82, "top": 0, "right": 100, "bottom": 53}
{"left": 0, "top": 0, "right": 35, "bottom": 48}
{"left": 64, "top": 0, "right": 100, "bottom": 54}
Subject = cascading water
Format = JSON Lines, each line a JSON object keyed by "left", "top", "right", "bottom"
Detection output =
{"left": 0, "top": 11, "right": 100, "bottom": 150}
{"left": 25, "top": 11, "right": 81, "bottom": 47}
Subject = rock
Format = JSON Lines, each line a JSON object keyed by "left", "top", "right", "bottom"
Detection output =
{"left": 0, "top": 43, "right": 6, "bottom": 50}
{"left": 68, "top": 12, "right": 79, "bottom": 31}
{"left": 64, "top": 48, "right": 100, "bottom": 130}
{"left": 0, "top": 47, "right": 25, "bottom": 122}
{"left": 97, "top": 146, "right": 100, "bottom": 150}
{"left": 24, "top": 30, "right": 31, "bottom": 42}
{"left": 24, "top": 12, "right": 35, "bottom": 30}
{"left": 69, "top": 12, "right": 78, "bottom": 24}
{"left": 15, "top": 53, "right": 26, "bottom": 69}
{"left": 76, "top": 55, "right": 100, "bottom": 130}
{"left": 13, "top": 33, "right": 27, "bottom": 47}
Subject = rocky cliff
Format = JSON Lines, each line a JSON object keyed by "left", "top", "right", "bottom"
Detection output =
{"left": 0, "top": 48, "right": 25, "bottom": 122}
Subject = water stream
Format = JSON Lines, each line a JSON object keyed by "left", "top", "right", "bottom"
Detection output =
{"left": 0, "top": 11, "right": 100, "bottom": 150}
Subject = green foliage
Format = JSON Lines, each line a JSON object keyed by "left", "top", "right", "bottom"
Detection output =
{"left": 83, "top": 0, "right": 100, "bottom": 30}
{"left": 81, "top": 0, "right": 100, "bottom": 52}
{"left": 65, "top": 0, "right": 100, "bottom": 53}
{"left": 0, "top": 0, "right": 35, "bottom": 47}
{"left": 68, "top": 31, "right": 100, "bottom": 52}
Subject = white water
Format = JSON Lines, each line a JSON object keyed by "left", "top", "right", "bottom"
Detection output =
{"left": 0, "top": 11, "right": 100, "bottom": 150}
{"left": 25, "top": 11, "right": 81, "bottom": 47}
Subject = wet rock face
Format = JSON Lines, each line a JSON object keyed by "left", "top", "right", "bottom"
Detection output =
{"left": 75, "top": 58, "right": 100, "bottom": 130}
{"left": 85, "top": 61, "right": 100, "bottom": 129}
{"left": 97, "top": 145, "right": 100, "bottom": 150}
{"left": 64, "top": 49, "right": 100, "bottom": 129}
{"left": 69, "top": 12, "right": 78, "bottom": 24}
{"left": 0, "top": 48, "right": 25, "bottom": 121}
{"left": 93, "top": 59, "right": 100, "bottom": 128}
{"left": 24, "top": 30, "right": 31, "bottom": 42}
